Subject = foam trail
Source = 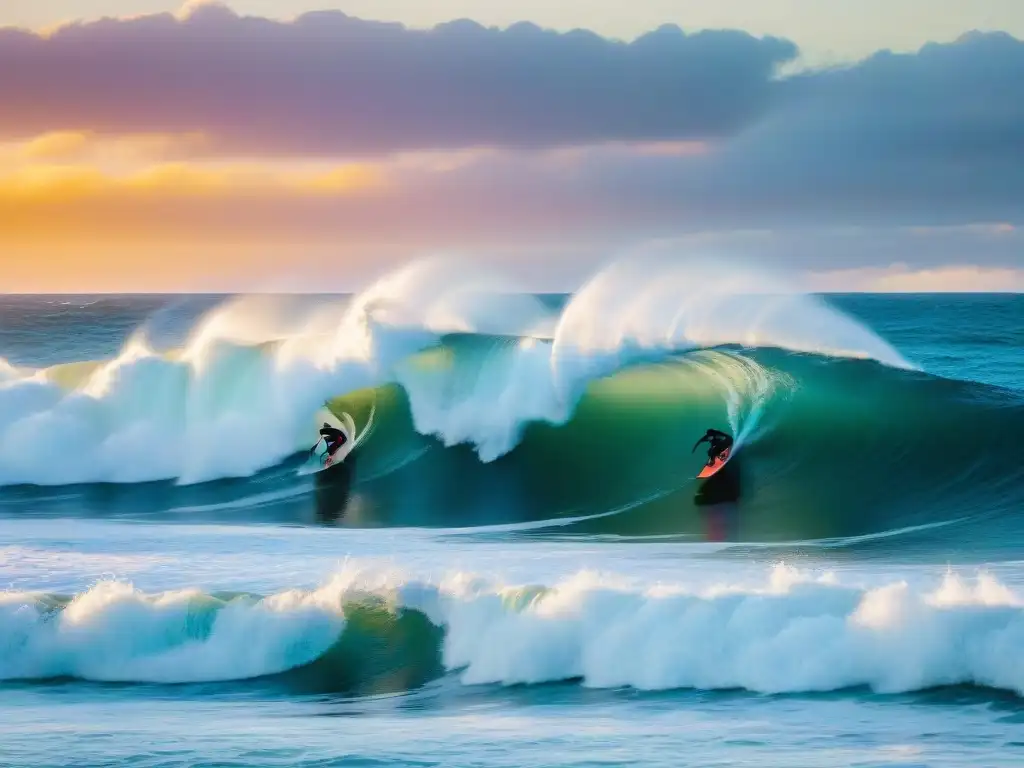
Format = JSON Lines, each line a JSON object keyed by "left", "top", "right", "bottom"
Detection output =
{"left": 684, "top": 351, "right": 787, "bottom": 450}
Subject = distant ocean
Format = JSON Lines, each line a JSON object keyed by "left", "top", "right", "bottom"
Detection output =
{"left": 2, "top": 272, "right": 1023, "bottom": 766}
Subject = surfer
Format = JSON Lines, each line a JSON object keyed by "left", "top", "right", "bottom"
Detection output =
{"left": 692, "top": 428, "right": 733, "bottom": 466}
{"left": 314, "top": 423, "right": 348, "bottom": 460}
{"left": 313, "top": 422, "right": 355, "bottom": 523}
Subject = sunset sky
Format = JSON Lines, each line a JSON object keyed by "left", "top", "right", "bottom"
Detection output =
{"left": 1, "top": 0, "right": 1022, "bottom": 292}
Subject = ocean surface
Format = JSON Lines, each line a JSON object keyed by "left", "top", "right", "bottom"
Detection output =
{"left": 2, "top": 263, "right": 1023, "bottom": 767}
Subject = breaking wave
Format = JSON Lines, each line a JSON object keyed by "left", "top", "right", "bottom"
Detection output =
{"left": 2, "top": 256, "right": 1023, "bottom": 549}
{"left": 0, "top": 255, "right": 905, "bottom": 487}
{"left": 4, "top": 565, "right": 1024, "bottom": 698}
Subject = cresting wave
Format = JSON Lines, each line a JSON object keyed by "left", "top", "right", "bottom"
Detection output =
{"left": 4, "top": 565, "right": 1024, "bottom": 697}
{"left": 0, "top": 255, "right": 906, "bottom": 487}
{"left": 347, "top": 346, "right": 1024, "bottom": 542}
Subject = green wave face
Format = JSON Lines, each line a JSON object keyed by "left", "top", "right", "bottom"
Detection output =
{"left": 320, "top": 339, "right": 1024, "bottom": 545}
{"left": 11, "top": 329, "right": 1024, "bottom": 549}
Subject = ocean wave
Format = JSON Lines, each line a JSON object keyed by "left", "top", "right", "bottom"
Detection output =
{"left": 324, "top": 346, "right": 1024, "bottom": 542}
{"left": 0, "top": 260, "right": 546, "bottom": 486}
{"left": 0, "top": 256, "right": 908, "bottom": 487}
{"left": 4, "top": 565, "right": 1024, "bottom": 698}
{"left": 3, "top": 348, "right": 1023, "bottom": 545}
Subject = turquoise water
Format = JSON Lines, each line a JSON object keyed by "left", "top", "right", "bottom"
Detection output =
{"left": 1, "top": 284, "right": 1022, "bottom": 767}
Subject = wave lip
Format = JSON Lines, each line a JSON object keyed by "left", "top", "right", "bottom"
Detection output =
{"left": 0, "top": 580, "right": 344, "bottom": 684}
{"left": 5, "top": 566, "right": 1024, "bottom": 699}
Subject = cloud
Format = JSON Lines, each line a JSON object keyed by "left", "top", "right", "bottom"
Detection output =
{"left": 0, "top": 131, "right": 210, "bottom": 168}
{"left": 16, "top": 130, "right": 91, "bottom": 160}
{"left": 470, "top": 32, "right": 1024, "bottom": 230}
{"left": 722, "top": 32, "right": 1024, "bottom": 220}
{"left": 809, "top": 265, "right": 1024, "bottom": 292}
{"left": 0, "top": 158, "right": 387, "bottom": 244}
{"left": 0, "top": 160, "right": 383, "bottom": 200}
{"left": 0, "top": 9, "right": 1020, "bottom": 225}
{"left": 0, "top": 8, "right": 1022, "bottom": 283}
{"left": 1, "top": 137, "right": 1022, "bottom": 269}
{"left": 175, "top": 0, "right": 222, "bottom": 19}
{"left": 0, "top": 4, "right": 796, "bottom": 154}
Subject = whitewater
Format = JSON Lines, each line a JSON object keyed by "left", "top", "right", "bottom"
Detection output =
{"left": 2, "top": 260, "right": 1024, "bottom": 767}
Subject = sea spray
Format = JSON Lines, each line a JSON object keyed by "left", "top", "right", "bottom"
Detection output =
{"left": 0, "top": 259, "right": 547, "bottom": 485}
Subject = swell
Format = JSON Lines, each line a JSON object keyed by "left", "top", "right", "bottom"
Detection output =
{"left": 4, "top": 565, "right": 1024, "bottom": 699}
{"left": 1, "top": 260, "right": 1021, "bottom": 549}
{"left": 326, "top": 345, "right": 1024, "bottom": 546}
{"left": 0, "top": 256, "right": 908, "bottom": 489}
{"left": 711, "top": 350, "right": 1024, "bottom": 544}
{"left": 3, "top": 341, "right": 1023, "bottom": 550}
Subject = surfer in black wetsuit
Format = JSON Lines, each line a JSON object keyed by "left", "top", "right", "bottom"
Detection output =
{"left": 692, "top": 429, "right": 733, "bottom": 466}
{"left": 314, "top": 423, "right": 348, "bottom": 459}
{"left": 313, "top": 422, "right": 356, "bottom": 523}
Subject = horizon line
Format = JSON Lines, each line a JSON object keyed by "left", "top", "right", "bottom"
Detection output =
{"left": 2, "top": 290, "right": 1022, "bottom": 297}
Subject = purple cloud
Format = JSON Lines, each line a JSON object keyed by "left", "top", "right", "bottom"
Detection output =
{"left": 0, "top": 6, "right": 1021, "bottom": 256}
{"left": 0, "top": 3, "right": 796, "bottom": 154}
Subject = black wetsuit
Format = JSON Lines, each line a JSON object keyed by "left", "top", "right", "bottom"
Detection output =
{"left": 694, "top": 429, "right": 733, "bottom": 466}
{"left": 319, "top": 424, "right": 348, "bottom": 457}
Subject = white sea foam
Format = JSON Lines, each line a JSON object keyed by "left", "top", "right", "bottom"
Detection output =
{"left": 0, "top": 259, "right": 543, "bottom": 485}
{"left": 414, "top": 565, "right": 1024, "bottom": 695}
{"left": 0, "top": 579, "right": 345, "bottom": 683}
{"left": 387, "top": 254, "right": 905, "bottom": 461}
{"left": 3, "top": 565, "right": 1023, "bottom": 696}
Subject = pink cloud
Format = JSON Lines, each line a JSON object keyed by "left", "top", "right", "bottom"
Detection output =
{"left": 0, "top": 4, "right": 794, "bottom": 155}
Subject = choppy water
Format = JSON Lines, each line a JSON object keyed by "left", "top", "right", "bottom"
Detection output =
{"left": 1, "top": 260, "right": 1023, "bottom": 767}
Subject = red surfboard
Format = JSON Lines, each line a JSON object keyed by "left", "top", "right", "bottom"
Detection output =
{"left": 697, "top": 448, "right": 732, "bottom": 479}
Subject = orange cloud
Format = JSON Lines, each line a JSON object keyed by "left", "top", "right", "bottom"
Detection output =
{"left": 0, "top": 165, "right": 109, "bottom": 200}
{"left": 18, "top": 131, "right": 91, "bottom": 161}
{"left": 0, "top": 157, "right": 390, "bottom": 253}
{"left": 809, "top": 264, "right": 1024, "bottom": 293}
{"left": 0, "top": 241, "right": 414, "bottom": 293}
{"left": 0, "top": 160, "right": 386, "bottom": 202}
{"left": 1, "top": 131, "right": 211, "bottom": 169}
{"left": 294, "top": 165, "right": 386, "bottom": 195}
